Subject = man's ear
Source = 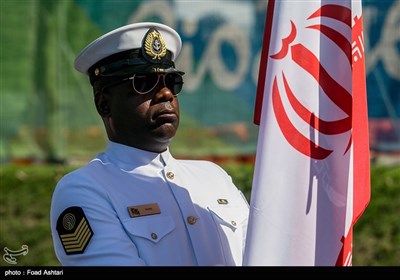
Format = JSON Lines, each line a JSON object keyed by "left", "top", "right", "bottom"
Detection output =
{"left": 94, "top": 91, "right": 111, "bottom": 116}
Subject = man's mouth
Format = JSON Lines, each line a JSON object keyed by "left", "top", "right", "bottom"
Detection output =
{"left": 153, "top": 108, "right": 178, "bottom": 125}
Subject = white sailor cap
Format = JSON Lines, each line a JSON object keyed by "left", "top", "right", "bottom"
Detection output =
{"left": 74, "top": 22, "right": 183, "bottom": 85}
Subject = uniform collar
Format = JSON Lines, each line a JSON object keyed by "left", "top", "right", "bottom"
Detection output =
{"left": 104, "top": 141, "right": 171, "bottom": 170}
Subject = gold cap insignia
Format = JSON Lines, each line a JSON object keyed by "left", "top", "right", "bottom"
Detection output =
{"left": 56, "top": 207, "right": 93, "bottom": 255}
{"left": 144, "top": 28, "right": 167, "bottom": 60}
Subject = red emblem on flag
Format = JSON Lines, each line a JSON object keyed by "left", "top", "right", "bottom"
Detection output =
{"left": 270, "top": 5, "right": 359, "bottom": 160}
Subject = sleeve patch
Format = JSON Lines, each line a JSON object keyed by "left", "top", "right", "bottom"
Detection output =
{"left": 56, "top": 206, "right": 94, "bottom": 255}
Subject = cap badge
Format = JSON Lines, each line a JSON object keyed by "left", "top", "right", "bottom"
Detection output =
{"left": 144, "top": 28, "right": 167, "bottom": 60}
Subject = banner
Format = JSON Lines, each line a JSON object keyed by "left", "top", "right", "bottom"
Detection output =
{"left": 244, "top": 0, "right": 370, "bottom": 266}
{"left": 1, "top": 0, "right": 398, "bottom": 162}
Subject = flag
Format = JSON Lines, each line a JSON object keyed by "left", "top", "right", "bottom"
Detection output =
{"left": 243, "top": 0, "right": 370, "bottom": 266}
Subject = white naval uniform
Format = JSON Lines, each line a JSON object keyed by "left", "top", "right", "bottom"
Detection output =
{"left": 50, "top": 141, "right": 249, "bottom": 266}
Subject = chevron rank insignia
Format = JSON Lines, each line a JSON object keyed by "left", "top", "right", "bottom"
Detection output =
{"left": 56, "top": 206, "right": 93, "bottom": 255}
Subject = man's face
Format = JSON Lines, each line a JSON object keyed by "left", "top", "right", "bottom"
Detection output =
{"left": 101, "top": 74, "right": 181, "bottom": 153}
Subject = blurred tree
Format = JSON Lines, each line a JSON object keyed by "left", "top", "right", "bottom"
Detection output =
{"left": 33, "top": 0, "right": 65, "bottom": 163}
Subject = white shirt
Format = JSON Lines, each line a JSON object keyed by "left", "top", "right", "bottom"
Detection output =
{"left": 50, "top": 141, "right": 249, "bottom": 266}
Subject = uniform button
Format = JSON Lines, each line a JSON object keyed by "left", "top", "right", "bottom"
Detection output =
{"left": 187, "top": 216, "right": 197, "bottom": 225}
{"left": 231, "top": 220, "right": 237, "bottom": 226}
{"left": 151, "top": 232, "right": 158, "bottom": 240}
{"left": 166, "top": 171, "right": 174, "bottom": 180}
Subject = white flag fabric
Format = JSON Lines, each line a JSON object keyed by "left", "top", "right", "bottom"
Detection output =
{"left": 243, "top": 0, "right": 370, "bottom": 266}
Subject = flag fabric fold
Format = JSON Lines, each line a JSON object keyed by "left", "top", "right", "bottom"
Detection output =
{"left": 243, "top": 0, "right": 370, "bottom": 266}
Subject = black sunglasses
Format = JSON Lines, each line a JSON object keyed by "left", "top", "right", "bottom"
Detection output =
{"left": 125, "top": 72, "right": 184, "bottom": 96}
{"left": 101, "top": 71, "right": 184, "bottom": 96}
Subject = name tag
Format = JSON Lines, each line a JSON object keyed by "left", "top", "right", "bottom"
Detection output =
{"left": 127, "top": 203, "right": 161, "bottom": 218}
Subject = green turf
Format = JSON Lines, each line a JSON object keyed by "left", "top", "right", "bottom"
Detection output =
{"left": 0, "top": 162, "right": 398, "bottom": 266}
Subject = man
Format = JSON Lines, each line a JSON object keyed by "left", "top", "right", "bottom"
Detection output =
{"left": 50, "top": 22, "right": 249, "bottom": 266}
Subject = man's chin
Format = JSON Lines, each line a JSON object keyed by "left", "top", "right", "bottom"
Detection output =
{"left": 151, "top": 124, "right": 177, "bottom": 142}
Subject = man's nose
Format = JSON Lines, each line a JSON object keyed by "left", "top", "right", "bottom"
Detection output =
{"left": 153, "top": 85, "right": 175, "bottom": 103}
